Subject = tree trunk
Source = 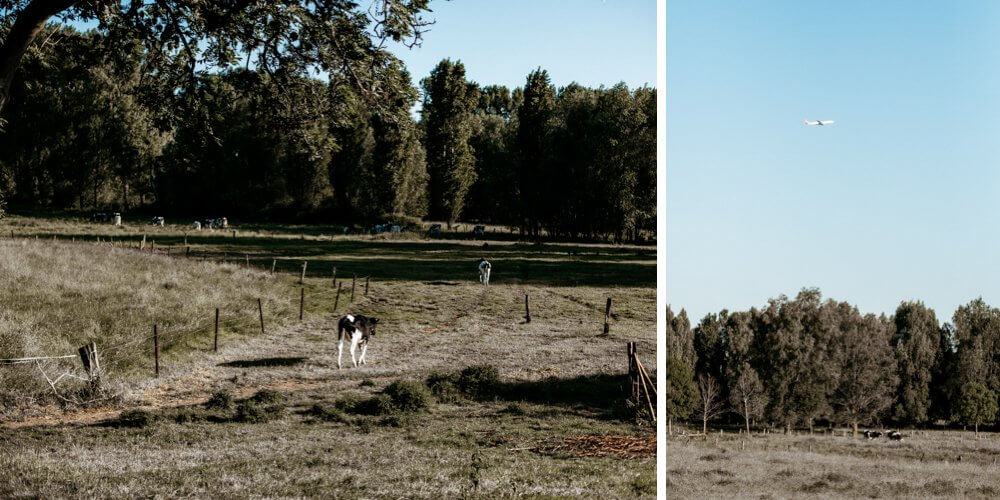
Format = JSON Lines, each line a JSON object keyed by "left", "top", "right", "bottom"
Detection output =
{"left": 0, "top": 0, "right": 78, "bottom": 116}
{"left": 743, "top": 400, "right": 750, "bottom": 435}
{"left": 852, "top": 421, "right": 858, "bottom": 438}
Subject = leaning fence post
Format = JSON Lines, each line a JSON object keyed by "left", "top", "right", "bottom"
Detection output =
{"left": 299, "top": 287, "right": 305, "bottom": 321}
{"left": 271, "top": 258, "right": 277, "bottom": 275}
{"left": 153, "top": 324, "right": 160, "bottom": 377}
{"left": 300, "top": 261, "right": 307, "bottom": 285}
{"left": 334, "top": 282, "right": 343, "bottom": 312}
{"left": 365, "top": 276, "right": 370, "bottom": 296}
{"left": 258, "top": 298, "right": 266, "bottom": 335}
{"left": 603, "top": 297, "right": 613, "bottom": 335}
{"left": 214, "top": 308, "right": 220, "bottom": 352}
{"left": 524, "top": 294, "right": 531, "bottom": 323}
{"left": 351, "top": 274, "right": 356, "bottom": 302}
{"left": 77, "top": 342, "right": 101, "bottom": 389}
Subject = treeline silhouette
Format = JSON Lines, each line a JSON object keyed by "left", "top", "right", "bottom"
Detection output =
{"left": 0, "top": 27, "right": 654, "bottom": 242}
{"left": 668, "top": 288, "right": 1000, "bottom": 434}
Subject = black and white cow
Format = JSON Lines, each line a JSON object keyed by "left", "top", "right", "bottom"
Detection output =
{"left": 337, "top": 314, "right": 379, "bottom": 369}
{"left": 864, "top": 430, "right": 883, "bottom": 440}
{"left": 887, "top": 430, "right": 903, "bottom": 441}
{"left": 478, "top": 258, "right": 491, "bottom": 286}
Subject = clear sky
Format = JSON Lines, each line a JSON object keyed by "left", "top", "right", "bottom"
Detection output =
{"left": 668, "top": 1, "right": 1000, "bottom": 323}
{"left": 388, "top": 0, "right": 656, "bottom": 97}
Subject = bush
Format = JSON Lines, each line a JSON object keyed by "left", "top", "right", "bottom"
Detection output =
{"left": 115, "top": 409, "right": 155, "bottom": 428}
{"left": 354, "top": 394, "right": 396, "bottom": 416}
{"left": 333, "top": 393, "right": 365, "bottom": 412}
{"left": 249, "top": 389, "right": 284, "bottom": 405}
{"left": 235, "top": 400, "right": 284, "bottom": 423}
{"left": 205, "top": 390, "right": 234, "bottom": 410}
{"left": 427, "top": 371, "right": 462, "bottom": 403}
{"left": 457, "top": 365, "right": 500, "bottom": 399}
{"left": 305, "top": 404, "right": 351, "bottom": 424}
{"left": 382, "top": 379, "right": 433, "bottom": 412}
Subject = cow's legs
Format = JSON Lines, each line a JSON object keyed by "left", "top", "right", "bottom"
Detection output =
{"left": 337, "top": 338, "right": 344, "bottom": 369}
{"left": 359, "top": 343, "right": 368, "bottom": 365}
{"left": 350, "top": 334, "right": 360, "bottom": 367}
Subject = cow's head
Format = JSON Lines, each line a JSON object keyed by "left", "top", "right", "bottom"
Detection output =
{"left": 368, "top": 317, "right": 379, "bottom": 337}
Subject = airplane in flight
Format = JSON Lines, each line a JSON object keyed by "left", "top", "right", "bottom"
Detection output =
{"left": 803, "top": 119, "right": 834, "bottom": 126}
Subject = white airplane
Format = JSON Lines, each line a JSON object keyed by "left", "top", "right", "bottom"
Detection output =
{"left": 804, "top": 119, "right": 834, "bottom": 126}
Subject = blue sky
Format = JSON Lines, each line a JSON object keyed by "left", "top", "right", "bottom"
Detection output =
{"left": 668, "top": 1, "right": 1000, "bottom": 322}
{"left": 388, "top": 0, "right": 656, "bottom": 96}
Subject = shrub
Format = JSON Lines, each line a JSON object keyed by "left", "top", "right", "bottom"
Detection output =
{"left": 382, "top": 379, "right": 433, "bottom": 412}
{"left": 235, "top": 400, "right": 284, "bottom": 423}
{"left": 305, "top": 404, "right": 351, "bottom": 424}
{"left": 115, "top": 409, "right": 155, "bottom": 428}
{"left": 333, "top": 393, "right": 365, "bottom": 412}
{"left": 249, "top": 389, "right": 284, "bottom": 405}
{"left": 354, "top": 394, "right": 396, "bottom": 416}
{"left": 205, "top": 390, "right": 234, "bottom": 410}
{"left": 457, "top": 365, "right": 500, "bottom": 399}
{"left": 427, "top": 371, "right": 462, "bottom": 403}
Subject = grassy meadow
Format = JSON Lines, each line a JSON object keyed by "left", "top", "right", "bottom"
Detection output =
{"left": 668, "top": 427, "right": 1000, "bottom": 498}
{"left": 0, "top": 213, "right": 656, "bottom": 498}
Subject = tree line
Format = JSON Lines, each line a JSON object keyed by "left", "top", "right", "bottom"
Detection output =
{"left": 0, "top": 26, "right": 655, "bottom": 242}
{"left": 667, "top": 288, "right": 1000, "bottom": 435}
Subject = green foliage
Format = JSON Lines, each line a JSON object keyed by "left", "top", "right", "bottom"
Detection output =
{"left": 456, "top": 364, "right": 500, "bottom": 400}
{"left": 382, "top": 379, "right": 433, "bottom": 412}
{"left": 421, "top": 59, "right": 478, "bottom": 224}
{"left": 957, "top": 382, "right": 998, "bottom": 429}
{"left": 204, "top": 391, "right": 234, "bottom": 411}
{"left": 114, "top": 409, "right": 156, "bottom": 428}
{"left": 305, "top": 403, "right": 351, "bottom": 424}
{"left": 426, "top": 371, "right": 463, "bottom": 402}
{"left": 892, "top": 301, "right": 941, "bottom": 424}
{"left": 666, "top": 358, "right": 698, "bottom": 421}
{"left": 234, "top": 400, "right": 285, "bottom": 424}
{"left": 249, "top": 389, "right": 284, "bottom": 405}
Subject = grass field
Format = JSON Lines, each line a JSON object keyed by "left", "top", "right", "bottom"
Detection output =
{"left": 668, "top": 426, "right": 1000, "bottom": 498}
{"left": 0, "top": 213, "right": 656, "bottom": 498}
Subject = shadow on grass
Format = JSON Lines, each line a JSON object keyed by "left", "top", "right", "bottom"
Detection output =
{"left": 495, "top": 373, "right": 630, "bottom": 416}
{"left": 218, "top": 357, "right": 308, "bottom": 368}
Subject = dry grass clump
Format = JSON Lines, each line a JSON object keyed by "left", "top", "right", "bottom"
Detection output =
{"left": 0, "top": 238, "right": 294, "bottom": 418}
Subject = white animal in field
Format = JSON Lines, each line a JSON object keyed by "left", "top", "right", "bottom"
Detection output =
{"left": 478, "top": 258, "right": 491, "bottom": 286}
{"left": 192, "top": 221, "right": 201, "bottom": 230}
{"left": 803, "top": 119, "right": 834, "bottom": 126}
{"left": 337, "top": 314, "right": 378, "bottom": 369}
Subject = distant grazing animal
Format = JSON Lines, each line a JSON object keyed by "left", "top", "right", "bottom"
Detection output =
{"left": 888, "top": 431, "right": 903, "bottom": 441}
{"left": 150, "top": 216, "right": 165, "bottom": 227}
{"left": 337, "top": 314, "right": 379, "bottom": 369}
{"left": 192, "top": 221, "right": 202, "bottom": 230}
{"left": 864, "top": 430, "right": 883, "bottom": 440}
{"left": 478, "top": 258, "right": 491, "bottom": 286}
{"left": 473, "top": 225, "right": 486, "bottom": 237}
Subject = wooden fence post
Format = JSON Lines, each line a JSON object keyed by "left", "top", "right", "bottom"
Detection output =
{"left": 214, "top": 308, "right": 219, "bottom": 352}
{"left": 299, "top": 287, "right": 305, "bottom": 321}
{"left": 153, "top": 324, "right": 160, "bottom": 377}
{"left": 140, "top": 234, "right": 146, "bottom": 250}
{"left": 603, "top": 297, "right": 612, "bottom": 335}
{"left": 271, "top": 258, "right": 277, "bottom": 274}
{"left": 351, "top": 274, "right": 356, "bottom": 302}
{"left": 627, "top": 342, "right": 638, "bottom": 401}
{"left": 300, "top": 261, "right": 307, "bottom": 284}
{"left": 232, "top": 230, "right": 236, "bottom": 238}
{"left": 332, "top": 266, "right": 337, "bottom": 287}
{"left": 77, "top": 342, "right": 101, "bottom": 389}
{"left": 334, "top": 282, "right": 343, "bottom": 312}
{"left": 365, "top": 276, "right": 370, "bottom": 296}
{"left": 258, "top": 298, "right": 265, "bottom": 335}
{"left": 524, "top": 294, "right": 531, "bottom": 323}
{"left": 245, "top": 254, "right": 250, "bottom": 269}
{"left": 186, "top": 246, "right": 191, "bottom": 257}
{"left": 184, "top": 235, "right": 188, "bottom": 246}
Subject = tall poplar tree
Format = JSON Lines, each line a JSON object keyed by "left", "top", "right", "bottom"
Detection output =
{"left": 421, "top": 59, "right": 477, "bottom": 225}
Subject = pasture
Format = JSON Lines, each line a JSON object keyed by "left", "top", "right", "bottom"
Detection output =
{"left": 0, "top": 214, "right": 656, "bottom": 498}
{"left": 668, "top": 427, "right": 1000, "bottom": 498}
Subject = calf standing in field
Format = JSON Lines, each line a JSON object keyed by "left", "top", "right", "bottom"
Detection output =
{"left": 478, "top": 258, "right": 491, "bottom": 286}
{"left": 337, "top": 314, "right": 378, "bottom": 369}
